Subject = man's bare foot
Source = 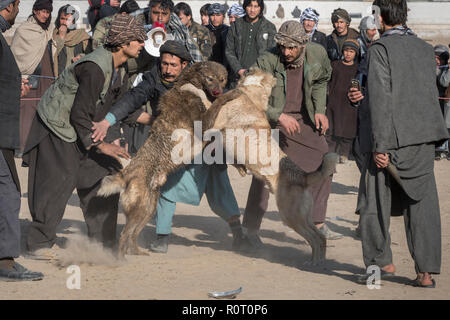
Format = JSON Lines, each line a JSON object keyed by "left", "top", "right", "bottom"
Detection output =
{"left": 415, "top": 272, "right": 435, "bottom": 287}
{"left": 381, "top": 264, "right": 396, "bottom": 274}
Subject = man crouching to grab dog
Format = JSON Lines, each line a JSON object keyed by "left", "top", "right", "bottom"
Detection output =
{"left": 90, "top": 40, "right": 255, "bottom": 254}
{"left": 22, "top": 14, "right": 146, "bottom": 258}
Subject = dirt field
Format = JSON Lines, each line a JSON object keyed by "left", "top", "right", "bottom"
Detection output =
{"left": 1, "top": 157, "right": 449, "bottom": 300}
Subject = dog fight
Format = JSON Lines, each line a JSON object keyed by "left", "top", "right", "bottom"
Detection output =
{"left": 1, "top": 0, "right": 450, "bottom": 304}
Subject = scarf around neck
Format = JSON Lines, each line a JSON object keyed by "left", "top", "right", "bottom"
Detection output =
{"left": 0, "top": 14, "right": 11, "bottom": 32}
{"left": 382, "top": 25, "right": 416, "bottom": 38}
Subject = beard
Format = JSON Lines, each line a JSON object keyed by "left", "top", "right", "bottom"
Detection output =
{"left": 281, "top": 46, "right": 306, "bottom": 69}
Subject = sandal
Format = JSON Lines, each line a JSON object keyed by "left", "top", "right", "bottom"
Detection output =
{"left": 409, "top": 278, "right": 436, "bottom": 288}
{"left": 356, "top": 269, "right": 395, "bottom": 284}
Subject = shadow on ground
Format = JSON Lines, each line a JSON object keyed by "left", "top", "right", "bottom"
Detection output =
{"left": 331, "top": 182, "right": 359, "bottom": 195}
{"left": 19, "top": 212, "right": 411, "bottom": 286}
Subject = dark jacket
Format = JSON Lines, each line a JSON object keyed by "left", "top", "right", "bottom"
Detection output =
{"left": 311, "top": 30, "right": 327, "bottom": 50}
{"left": 368, "top": 33, "right": 449, "bottom": 153}
{"left": 326, "top": 27, "right": 359, "bottom": 61}
{"left": 109, "top": 63, "right": 172, "bottom": 122}
{"left": 207, "top": 23, "right": 229, "bottom": 66}
{"left": 0, "top": 32, "right": 22, "bottom": 191}
{"left": 225, "top": 16, "right": 276, "bottom": 76}
{"left": 0, "top": 33, "right": 21, "bottom": 151}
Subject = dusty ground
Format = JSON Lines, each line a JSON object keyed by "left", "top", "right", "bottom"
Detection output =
{"left": 1, "top": 157, "right": 449, "bottom": 300}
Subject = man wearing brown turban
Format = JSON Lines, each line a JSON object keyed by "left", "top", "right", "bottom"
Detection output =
{"left": 326, "top": 8, "right": 360, "bottom": 61}
{"left": 243, "top": 21, "right": 344, "bottom": 249}
{"left": 23, "top": 14, "right": 147, "bottom": 257}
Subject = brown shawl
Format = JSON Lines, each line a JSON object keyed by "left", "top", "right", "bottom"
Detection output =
{"left": 51, "top": 28, "right": 90, "bottom": 76}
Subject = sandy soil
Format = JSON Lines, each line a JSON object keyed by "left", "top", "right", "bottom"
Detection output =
{"left": 1, "top": 158, "right": 449, "bottom": 300}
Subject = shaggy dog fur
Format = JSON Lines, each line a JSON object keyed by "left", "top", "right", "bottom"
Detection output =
{"left": 99, "top": 64, "right": 337, "bottom": 264}
{"left": 97, "top": 61, "right": 227, "bottom": 257}
{"left": 185, "top": 68, "right": 338, "bottom": 264}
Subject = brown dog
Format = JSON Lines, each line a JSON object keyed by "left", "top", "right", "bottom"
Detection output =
{"left": 185, "top": 68, "right": 338, "bottom": 264}
{"left": 97, "top": 61, "right": 227, "bottom": 257}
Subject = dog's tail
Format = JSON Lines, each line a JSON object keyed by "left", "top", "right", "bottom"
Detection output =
{"left": 97, "top": 173, "right": 126, "bottom": 197}
{"left": 279, "top": 153, "right": 338, "bottom": 187}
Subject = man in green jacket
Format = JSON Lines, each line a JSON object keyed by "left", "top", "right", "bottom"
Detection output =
{"left": 243, "top": 21, "right": 343, "bottom": 248}
{"left": 225, "top": 0, "right": 276, "bottom": 86}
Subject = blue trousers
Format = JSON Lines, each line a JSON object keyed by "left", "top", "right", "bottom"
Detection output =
{"left": 156, "top": 164, "right": 240, "bottom": 235}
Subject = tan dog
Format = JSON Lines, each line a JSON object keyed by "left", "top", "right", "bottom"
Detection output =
{"left": 97, "top": 61, "right": 227, "bottom": 258}
{"left": 184, "top": 68, "right": 338, "bottom": 264}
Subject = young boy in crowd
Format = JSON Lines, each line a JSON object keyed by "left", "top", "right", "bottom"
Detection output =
{"left": 326, "top": 39, "right": 360, "bottom": 163}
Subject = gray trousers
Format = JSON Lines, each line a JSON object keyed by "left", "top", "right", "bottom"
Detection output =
{"left": 0, "top": 152, "right": 21, "bottom": 259}
{"left": 359, "top": 143, "right": 441, "bottom": 274}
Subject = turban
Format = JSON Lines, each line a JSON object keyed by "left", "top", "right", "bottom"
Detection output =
{"left": 434, "top": 44, "right": 449, "bottom": 61}
{"left": 105, "top": 13, "right": 147, "bottom": 47}
{"left": 159, "top": 40, "right": 192, "bottom": 62}
{"left": 227, "top": 4, "right": 245, "bottom": 17}
{"left": 331, "top": 8, "right": 351, "bottom": 24}
{"left": 300, "top": 7, "right": 319, "bottom": 24}
{"left": 275, "top": 21, "right": 309, "bottom": 47}
{"left": 208, "top": 3, "right": 226, "bottom": 16}
{"left": 359, "top": 15, "right": 377, "bottom": 30}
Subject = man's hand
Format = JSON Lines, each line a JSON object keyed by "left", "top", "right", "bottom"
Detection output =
{"left": 59, "top": 24, "right": 68, "bottom": 39}
{"left": 314, "top": 114, "right": 328, "bottom": 135}
{"left": 97, "top": 142, "right": 130, "bottom": 162}
{"left": 21, "top": 78, "right": 31, "bottom": 97}
{"left": 71, "top": 54, "right": 82, "bottom": 63}
{"left": 91, "top": 119, "right": 111, "bottom": 142}
{"left": 136, "top": 112, "right": 152, "bottom": 125}
{"left": 348, "top": 87, "right": 364, "bottom": 103}
{"left": 278, "top": 113, "right": 300, "bottom": 136}
{"left": 238, "top": 69, "right": 247, "bottom": 77}
{"left": 373, "top": 152, "right": 390, "bottom": 168}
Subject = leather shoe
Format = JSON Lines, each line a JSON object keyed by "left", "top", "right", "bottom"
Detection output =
{"left": 0, "top": 262, "right": 44, "bottom": 282}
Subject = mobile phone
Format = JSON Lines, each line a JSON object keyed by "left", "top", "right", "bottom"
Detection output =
{"left": 351, "top": 79, "right": 361, "bottom": 91}
{"left": 27, "top": 75, "right": 39, "bottom": 89}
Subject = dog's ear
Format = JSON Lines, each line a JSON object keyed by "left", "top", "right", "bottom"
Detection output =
{"left": 178, "top": 62, "right": 203, "bottom": 88}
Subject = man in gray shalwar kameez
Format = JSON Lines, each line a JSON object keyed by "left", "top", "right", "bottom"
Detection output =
{"left": 354, "top": 0, "right": 449, "bottom": 288}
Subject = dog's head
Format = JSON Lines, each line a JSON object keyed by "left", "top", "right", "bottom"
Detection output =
{"left": 177, "top": 61, "right": 228, "bottom": 100}
{"left": 238, "top": 68, "right": 276, "bottom": 97}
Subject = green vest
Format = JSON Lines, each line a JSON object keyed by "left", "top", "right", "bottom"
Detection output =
{"left": 37, "top": 47, "right": 124, "bottom": 142}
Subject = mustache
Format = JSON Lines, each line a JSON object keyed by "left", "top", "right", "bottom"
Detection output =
{"left": 163, "top": 73, "right": 175, "bottom": 78}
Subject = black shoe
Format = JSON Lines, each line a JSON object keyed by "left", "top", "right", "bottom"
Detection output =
{"left": 0, "top": 262, "right": 44, "bottom": 282}
{"left": 149, "top": 234, "right": 169, "bottom": 253}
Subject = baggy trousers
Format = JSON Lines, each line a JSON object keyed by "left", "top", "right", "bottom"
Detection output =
{"left": 25, "top": 126, "right": 119, "bottom": 252}
{"left": 359, "top": 143, "right": 441, "bottom": 274}
{"left": 243, "top": 115, "right": 332, "bottom": 230}
{"left": 156, "top": 164, "right": 240, "bottom": 235}
{"left": 0, "top": 152, "right": 21, "bottom": 259}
